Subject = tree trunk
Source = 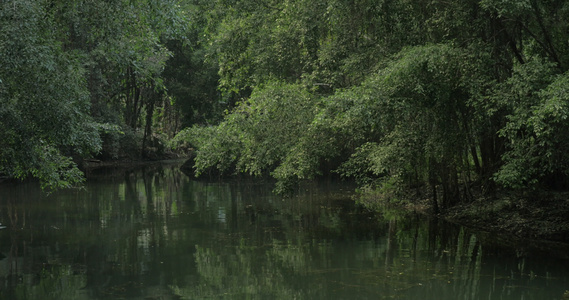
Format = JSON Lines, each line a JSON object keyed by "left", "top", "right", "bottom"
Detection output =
{"left": 429, "top": 158, "right": 439, "bottom": 214}
{"left": 141, "top": 87, "right": 156, "bottom": 158}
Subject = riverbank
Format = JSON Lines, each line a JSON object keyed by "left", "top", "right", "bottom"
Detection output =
{"left": 392, "top": 191, "right": 569, "bottom": 244}
{"left": 441, "top": 192, "right": 569, "bottom": 243}
{"left": 24, "top": 155, "right": 569, "bottom": 245}
{"left": 79, "top": 157, "right": 188, "bottom": 180}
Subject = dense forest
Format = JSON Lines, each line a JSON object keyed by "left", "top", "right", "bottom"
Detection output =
{"left": 2, "top": 0, "right": 569, "bottom": 211}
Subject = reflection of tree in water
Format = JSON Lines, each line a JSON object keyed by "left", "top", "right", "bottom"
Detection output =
{"left": 0, "top": 163, "right": 191, "bottom": 299}
{"left": 1, "top": 166, "right": 568, "bottom": 299}
{"left": 0, "top": 184, "right": 89, "bottom": 300}
{"left": 376, "top": 217, "right": 569, "bottom": 300}
{"left": 170, "top": 180, "right": 383, "bottom": 299}
{"left": 180, "top": 203, "right": 569, "bottom": 300}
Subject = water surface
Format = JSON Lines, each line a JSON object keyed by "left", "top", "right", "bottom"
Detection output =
{"left": 0, "top": 161, "right": 568, "bottom": 299}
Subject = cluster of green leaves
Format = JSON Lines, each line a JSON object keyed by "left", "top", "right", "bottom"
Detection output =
{"left": 161, "top": 1, "right": 225, "bottom": 127}
{"left": 0, "top": 0, "right": 190, "bottom": 189}
{"left": 178, "top": 0, "right": 569, "bottom": 205}
{"left": 0, "top": 0, "right": 100, "bottom": 189}
{"left": 272, "top": 44, "right": 487, "bottom": 201}
{"left": 4, "top": 0, "right": 569, "bottom": 201}
{"left": 177, "top": 82, "right": 315, "bottom": 180}
{"left": 495, "top": 59, "right": 569, "bottom": 189}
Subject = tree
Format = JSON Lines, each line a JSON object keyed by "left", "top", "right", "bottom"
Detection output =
{"left": 162, "top": 0, "right": 224, "bottom": 128}
{"left": 277, "top": 44, "right": 491, "bottom": 206}
{"left": 0, "top": 0, "right": 190, "bottom": 188}
{"left": 494, "top": 59, "right": 569, "bottom": 189}
{"left": 0, "top": 0, "right": 100, "bottom": 189}
{"left": 172, "top": 0, "right": 569, "bottom": 207}
{"left": 178, "top": 82, "right": 316, "bottom": 180}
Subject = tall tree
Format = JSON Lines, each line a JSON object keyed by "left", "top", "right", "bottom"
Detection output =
{"left": 1, "top": 0, "right": 190, "bottom": 188}
{"left": 0, "top": 0, "right": 100, "bottom": 189}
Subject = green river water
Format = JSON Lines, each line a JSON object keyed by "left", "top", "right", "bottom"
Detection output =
{"left": 0, "top": 161, "right": 568, "bottom": 299}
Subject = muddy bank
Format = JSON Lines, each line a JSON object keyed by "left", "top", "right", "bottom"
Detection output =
{"left": 441, "top": 193, "right": 569, "bottom": 243}
{"left": 80, "top": 158, "right": 187, "bottom": 179}
{"left": 371, "top": 189, "right": 569, "bottom": 244}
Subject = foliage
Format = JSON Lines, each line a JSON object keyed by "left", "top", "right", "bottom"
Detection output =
{"left": 3, "top": 0, "right": 569, "bottom": 203}
{"left": 495, "top": 59, "right": 569, "bottom": 189}
{"left": 180, "top": 0, "right": 569, "bottom": 208}
{"left": 0, "top": 0, "right": 100, "bottom": 189}
{"left": 0, "top": 0, "right": 191, "bottom": 190}
{"left": 290, "top": 44, "right": 485, "bottom": 205}
{"left": 200, "top": 0, "right": 429, "bottom": 99}
{"left": 178, "top": 82, "right": 315, "bottom": 178}
{"left": 163, "top": 39, "right": 222, "bottom": 127}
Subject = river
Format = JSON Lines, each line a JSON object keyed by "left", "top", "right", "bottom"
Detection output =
{"left": 0, "top": 161, "right": 568, "bottom": 299}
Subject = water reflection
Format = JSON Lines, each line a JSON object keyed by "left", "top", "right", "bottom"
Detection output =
{"left": 0, "top": 161, "right": 567, "bottom": 299}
